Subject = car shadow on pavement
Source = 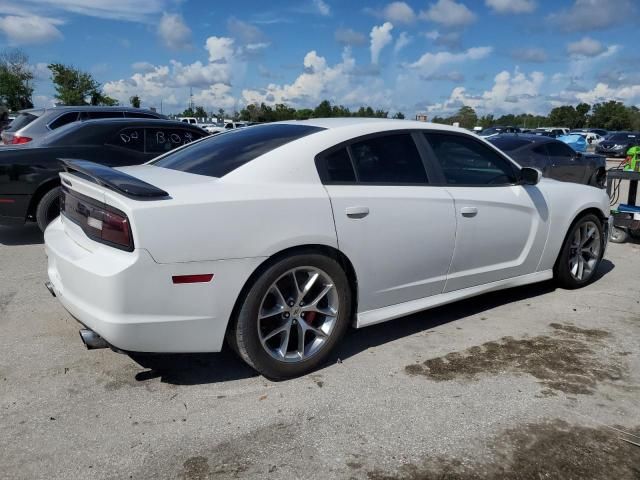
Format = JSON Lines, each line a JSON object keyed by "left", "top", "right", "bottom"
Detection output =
{"left": 128, "top": 259, "right": 615, "bottom": 386}
{"left": 0, "top": 224, "right": 43, "bottom": 246}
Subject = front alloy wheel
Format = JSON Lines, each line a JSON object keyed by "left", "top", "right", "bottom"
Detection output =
{"left": 567, "top": 220, "right": 601, "bottom": 281}
{"left": 555, "top": 214, "right": 604, "bottom": 288}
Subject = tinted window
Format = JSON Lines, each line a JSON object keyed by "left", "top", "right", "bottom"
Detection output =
{"left": 7, "top": 112, "right": 39, "bottom": 131}
{"left": 125, "top": 112, "right": 159, "bottom": 119}
{"left": 80, "top": 111, "right": 124, "bottom": 120}
{"left": 323, "top": 148, "right": 355, "bottom": 182}
{"left": 546, "top": 142, "right": 575, "bottom": 157}
{"left": 348, "top": 134, "right": 427, "bottom": 184}
{"left": 532, "top": 144, "right": 548, "bottom": 155}
{"left": 108, "top": 127, "right": 144, "bottom": 152}
{"left": 488, "top": 137, "right": 531, "bottom": 152}
{"left": 49, "top": 112, "right": 79, "bottom": 130}
{"left": 607, "top": 133, "right": 638, "bottom": 141}
{"left": 152, "top": 124, "right": 324, "bottom": 177}
{"left": 145, "top": 128, "right": 202, "bottom": 154}
{"left": 425, "top": 132, "right": 518, "bottom": 185}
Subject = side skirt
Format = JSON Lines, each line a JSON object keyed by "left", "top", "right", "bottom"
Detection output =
{"left": 356, "top": 270, "right": 553, "bottom": 328}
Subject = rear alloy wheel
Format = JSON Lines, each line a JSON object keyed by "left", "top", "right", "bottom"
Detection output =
{"left": 555, "top": 214, "right": 604, "bottom": 288}
{"left": 36, "top": 186, "right": 62, "bottom": 232}
{"left": 229, "top": 254, "right": 351, "bottom": 379}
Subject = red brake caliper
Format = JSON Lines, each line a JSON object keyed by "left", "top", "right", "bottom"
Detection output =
{"left": 305, "top": 311, "right": 317, "bottom": 326}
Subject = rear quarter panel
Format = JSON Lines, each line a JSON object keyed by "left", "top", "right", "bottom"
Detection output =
{"left": 112, "top": 182, "right": 338, "bottom": 264}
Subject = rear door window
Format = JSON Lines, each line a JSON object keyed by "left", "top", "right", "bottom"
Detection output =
{"left": 348, "top": 133, "right": 428, "bottom": 184}
{"left": 323, "top": 148, "right": 356, "bottom": 182}
{"left": 80, "top": 111, "right": 124, "bottom": 120}
{"left": 546, "top": 142, "right": 575, "bottom": 157}
{"left": 151, "top": 123, "right": 324, "bottom": 177}
{"left": 49, "top": 112, "right": 79, "bottom": 130}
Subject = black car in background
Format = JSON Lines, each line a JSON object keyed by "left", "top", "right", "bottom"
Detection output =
{"left": 0, "top": 118, "right": 208, "bottom": 230}
{"left": 595, "top": 131, "right": 640, "bottom": 158}
{"left": 488, "top": 134, "right": 606, "bottom": 187}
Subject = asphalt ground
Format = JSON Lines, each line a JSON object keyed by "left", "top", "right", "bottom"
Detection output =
{"left": 0, "top": 180, "right": 639, "bottom": 479}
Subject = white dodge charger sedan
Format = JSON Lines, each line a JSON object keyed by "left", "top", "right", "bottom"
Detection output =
{"left": 44, "top": 118, "right": 610, "bottom": 378}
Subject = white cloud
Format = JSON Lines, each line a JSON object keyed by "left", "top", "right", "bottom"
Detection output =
{"left": 335, "top": 28, "right": 367, "bottom": 46}
{"left": 370, "top": 22, "right": 394, "bottom": 65}
{"left": 485, "top": 0, "right": 536, "bottom": 14}
{"left": 313, "top": 0, "right": 331, "bottom": 16}
{"left": 103, "top": 36, "right": 242, "bottom": 111}
{"left": 241, "top": 47, "right": 394, "bottom": 110}
{"left": 0, "top": 14, "right": 62, "bottom": 45}
{"left": 382, "top": 2, "right": 416, "bottom": 24}
{"left": 409, "top": 46, "right": 492, "bottom": 75}
{"left": 205, "top": 36, "right": 236, "bottom": 63}
{"left": 567, "top": 37, "right": 605, "bottom": 57}
{"left": 427, "top": 68, "right": 545, "bottom": 114}
{"left": 5, "top": 0, "right": 170, "bottom": 23}
{"left": 394, "top": 32, "right": 412, "bottom": 54}
{"left": 157, "top": 12, "right": 192, "bottom": 50}
{"left": 511, "top": 47, "right": 547, "bottom": 63}
{"left": 420, "top": 0, "right": 476, "bottom": 27}
{"left": 575, "top": 82, "right": 640, "bottom": 105}
{"left": 549, "top": 0, "right": 635, "bottom": 32}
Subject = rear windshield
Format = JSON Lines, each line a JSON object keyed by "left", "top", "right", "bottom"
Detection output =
{"left": 6, "top": 112, "right": 38, "bottom": 132}
{"left": 488, "top": 136, "right": 531, "bottom": 151}
{"left": 151, "top": 123, "right": 324, "bottom": 177}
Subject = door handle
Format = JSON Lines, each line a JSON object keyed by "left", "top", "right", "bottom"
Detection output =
{"left": 345, "top": 206, "right": 370, "bottom": 218}
{"left": 460, "top": 207, "right": 478, "bottom": 217}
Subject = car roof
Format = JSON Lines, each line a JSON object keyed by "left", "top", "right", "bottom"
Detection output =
{"left": 275, "top": 117, "right": 466, "bottom": 133}
{"left": 74, "top": 118, "right": 196, "bottom": 127}
{"left": 18, "top": 106, "right": 164, "bottom": 117}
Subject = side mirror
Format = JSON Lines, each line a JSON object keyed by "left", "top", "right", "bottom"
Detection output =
{"left": 575, "top": 151, "right": 583, "bottom": 158}
{"left": 520, "top": 167, "right": 541, "bottom": 185}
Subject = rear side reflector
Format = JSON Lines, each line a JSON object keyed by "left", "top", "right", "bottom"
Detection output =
{"left": 0, "top": 198, "right": 15, "bottom": 203}
{"left": 172, "top": 274, "right": 214, "bottom": 284}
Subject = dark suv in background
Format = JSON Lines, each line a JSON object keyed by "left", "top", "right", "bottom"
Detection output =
{"left": 595, "top": 132, "right": 640, "bottom": 158}
{"left": 1, "top": 106, "right": 167, "bottom": 145}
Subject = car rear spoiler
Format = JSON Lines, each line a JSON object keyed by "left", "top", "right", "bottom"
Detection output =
{"left": 60, "top": 159, "right": 169, "bottom": 199}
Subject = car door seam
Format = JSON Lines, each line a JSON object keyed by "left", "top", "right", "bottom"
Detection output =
{"left": 442, "top": 187, "right": 458, "bottom": 293}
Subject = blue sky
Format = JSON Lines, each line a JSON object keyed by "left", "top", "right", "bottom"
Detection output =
{"left": 0, "top": 0, "right": 638, "bottom": 117}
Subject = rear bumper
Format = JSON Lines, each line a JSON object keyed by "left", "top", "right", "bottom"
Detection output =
{"left": 44, "top": 216, "right": 263, "bottom": 353}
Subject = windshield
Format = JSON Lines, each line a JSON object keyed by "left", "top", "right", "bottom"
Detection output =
{"left": 481, "top": 127, "right": 502, "bottom": 135}
{"left": 151, "top": 123, "right": 324, "bottom": 177}
{"left": 487, "top": 137, "right": 530, "bottom": 151}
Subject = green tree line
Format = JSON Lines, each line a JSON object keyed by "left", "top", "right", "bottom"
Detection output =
{"left": 432, "top": 102, "right": 640, "bottom": 131}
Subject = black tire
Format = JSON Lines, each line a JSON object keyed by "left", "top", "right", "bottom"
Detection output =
{"left": 609, "top": 226, "right": 628, "bottom": 244}
{"left": 227, "top": 252, "right": 351, "bottom": 379}
{"left": 36, "top": 186, "right": 62, "bottom": 232}
{"left": 554, "top": 213, "right": 605, "bottom": 289}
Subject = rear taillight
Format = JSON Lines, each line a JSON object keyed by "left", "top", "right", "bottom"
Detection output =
{"left": 61, "top": 189, "right": 134, "bottom": 251}
{"left": 9, "top": 135, "right": 32, "bottom": 145}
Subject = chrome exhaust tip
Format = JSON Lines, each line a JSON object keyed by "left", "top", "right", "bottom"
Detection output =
{"left": 44, "top": 281, "right": 56, "bottom": 297}
{"left": 79, "top": 329, "right": 108, "bottom": 350}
